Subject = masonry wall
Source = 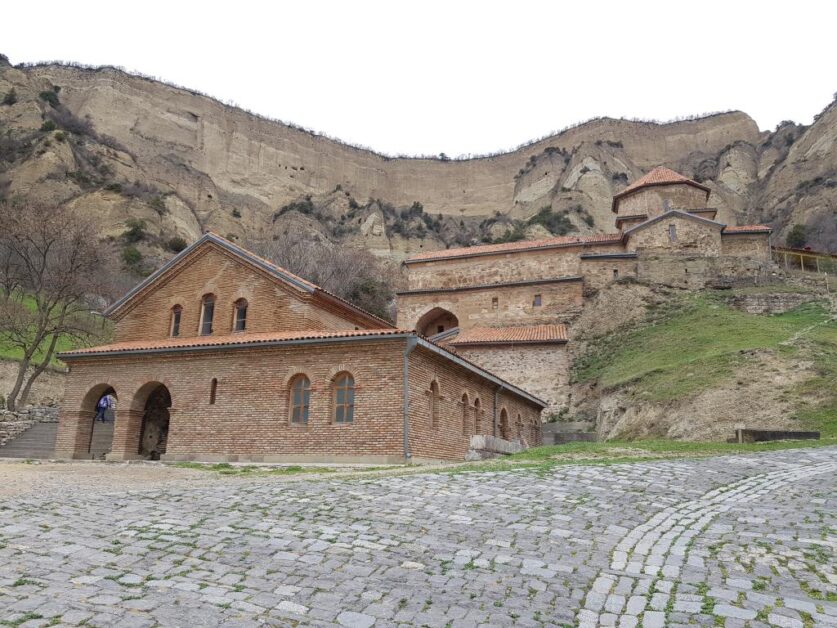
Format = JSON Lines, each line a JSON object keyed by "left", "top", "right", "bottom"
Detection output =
{"left": 407, "top": 346, "right": 542, "bottom": 460}
{"left": 580, "top": 258, "right": 639, "bottom": 292}
{"left": 637, "top": 254, "right": 774, "bottom": 289}
{"left": 405, "top": 242, "right": 623, "bottom": 291}
{"left": 114, "top": 244, "right": 367, "bottom": 342}
{"left": 721, "top": 234, "right": 771, "bottom": 260}
{"left": 628, "top": 217, "right": 722, "bottom": 256}
{"left": 397, "top": 280, "right": 583, "bottom": 331}
{"left": 452, "top": 344, "right": 569, "bottom": 414}
{"left": 616, "top": 185, "right": 708, "bottom": 218}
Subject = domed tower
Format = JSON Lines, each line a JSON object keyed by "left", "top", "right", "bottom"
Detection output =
{"left": 612, "top": 167, "right": 713, "bottom": 231}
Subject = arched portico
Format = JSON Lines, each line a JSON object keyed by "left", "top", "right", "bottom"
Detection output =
{"left": 416, "top": 307, "right": 459, "bottom": 337}
{"left": 108, "top": 381, "right": 174, "bottom": 461}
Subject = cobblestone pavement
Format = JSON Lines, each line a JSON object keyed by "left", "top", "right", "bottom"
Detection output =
{"left": 1, "top": 448, "right": 835, "bottom": 627}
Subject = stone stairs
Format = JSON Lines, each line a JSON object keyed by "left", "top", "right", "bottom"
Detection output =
{"left": 542, "top": 420, "right": 598, "bottom": 445}
{"left": 0, "top": 422, "right": 58, "bottom": 459}
{"left": 89, "top": 421, "right": 115, "bottom": 460}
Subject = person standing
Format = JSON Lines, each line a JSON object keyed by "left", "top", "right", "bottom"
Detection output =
{"left": 95, "top": 393, "right": 115, "bottom": 422}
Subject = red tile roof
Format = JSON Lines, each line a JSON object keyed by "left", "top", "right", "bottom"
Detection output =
{"left": 60, "top": 329, "right": 411, "bottom": 357}
{"left": 612, "top": 166, "right": 710, "bottom": 211}
{"left": 450, "top": 324, "right": 568, "bottom": 346}
{"left": 405, "top": 233, "right": 624, "bottom": 264}
{"left": 721, "top": 225, "right": 772, "bottom": 233}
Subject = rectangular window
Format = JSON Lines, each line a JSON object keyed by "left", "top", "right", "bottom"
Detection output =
{"left": 234, "top": 304, "right": 247, "bottom": 332}
{"left": 613, "top": 268, "right": 619, "bottom": 279}
{"left": 291, "top": 388, "right": 309, "bottom": 424}
{"left": 201, "top": 301, "right": 214, "bottom": 335}
{"left": 492, "top": 297, "right": 498, "bottom": 310}
{"left": 171, "top": 310, "right": 181, "bottom": 337}
{"left": 533, "top": 294, "right": 542, "bottom": 307}
{"left": 668, "top": 223, "right": 677, "bottom": 242}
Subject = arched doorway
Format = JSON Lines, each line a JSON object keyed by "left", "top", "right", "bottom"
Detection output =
{"left": 416, "top": 307, "right": 459, "bottom": 338}
{"left": 81, "top": 384, "right": 117, "bottom": 459}
{"left": 499, "top": 408, "right": 510, "bottom": 440}
{"left": 134, "top": 382, "right": 172, "bottom": 460}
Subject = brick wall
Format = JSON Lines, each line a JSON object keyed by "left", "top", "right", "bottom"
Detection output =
{"left": 56, "top": 338, "right": 543, "bottom": 463}
{"left": 114, "top": 243, "right": 371, "bottom": 342}
{"left": 616, "top": 185, "right": 708, "bottom": 218}
{"left": 397, "top": 280, "right": 583, "bottom": 331}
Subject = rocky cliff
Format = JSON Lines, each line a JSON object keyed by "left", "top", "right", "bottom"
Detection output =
{"left": 1, "top": 56, "right": 834, "bottom": 266}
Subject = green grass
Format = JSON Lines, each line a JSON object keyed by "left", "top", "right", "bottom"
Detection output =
{"left": 572, "top": 296, "right": 836, "bottom": 434}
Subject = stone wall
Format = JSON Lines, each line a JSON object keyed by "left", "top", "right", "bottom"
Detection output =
{"left": 637, "top": 254, "right": 774, "bottom": 289}
{"left": 721, "top": 233, "right": 771, "bottom": 259}
{"left": 453, "top": 344, "right": 570, "bottom": 412}
{"left": 616, "top": 185, "right": 709, "bottom": 218}
{"left": 727, "top": 292, "right": 823, "bottom": 315}
{"left": 405, "top": 242, "right": 623, "bottom": 290}
{"left": 580, "top": 258, "right": 639, "bottom": 292}
{"left": 397, "top": 279, "right": 584, "bottom": 331}
{"left": 628, "top": 216, "right": 722, "bottom": 256}
{"left": 55, "top": 339, "right": 542, "bottom": 463}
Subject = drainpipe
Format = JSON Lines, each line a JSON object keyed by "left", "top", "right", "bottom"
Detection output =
{"left": 493, "top": 384, "right": 504, "bottom": 437}
{"left": 402, "top": 336, "right": 418, "bottom": 461}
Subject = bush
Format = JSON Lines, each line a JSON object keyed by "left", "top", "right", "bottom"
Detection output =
{"left": 232, "top": 208, "right": 241, "bottom": 218}
{"left": 38, "top": 91, "right": 60, "bottom": 108}
{"left": 104, "top": 182, "right": 122, "bottom": 193}
{"left": 122, "top": 219, "right": 147, "bottom": 243}
{"left": 167, "top": 236, "right": 188, "bottom": 253}
{"left": 46, "top": 107, "right": 95, "bottom": 136}
{"left": 54, "top": 131, "right": 66, "bottom": 142}
{"left": 40, "top": 120, "right": 57, "bottom": 133}
{"left": 1, "top": 88, "right": 17, "bottom": 106}
{"left": 527, "top": 206, "right": 576, "bottom": 236}
{"left": 149, "top": 196, "right": 166, "bottom": 215}
{"left": 786, "top": 224, "right": 807, "bottom": 249}
{"left": 122, "top": 245, "right": 142, "bottom": 267}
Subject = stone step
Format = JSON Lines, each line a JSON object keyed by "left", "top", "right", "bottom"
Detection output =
{"left": 0, "top": 423, "right": 58, "bottom": 458}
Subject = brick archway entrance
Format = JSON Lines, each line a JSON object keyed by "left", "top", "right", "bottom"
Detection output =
{"left": 136, "top": 383, "right": 172, "bottom": 460}
{"left": 416, "top": 307, "right": 459, "bottom": 338}
{"left": 82, "top": 384, "right": 117, "bottom": 459}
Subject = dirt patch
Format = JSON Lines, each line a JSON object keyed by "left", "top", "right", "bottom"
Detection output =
{"left": 0, "top": 359, "right": 66, "bottom": 406}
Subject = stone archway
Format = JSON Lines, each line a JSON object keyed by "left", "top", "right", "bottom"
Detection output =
{"left": 135, "top": 383, "right": 172, "bottom": 460}
{"left": 416, "top": 307, "right": 459, "bottom": 338}
{"left": 80, "top": 384, "right": 117, "bottom": 459}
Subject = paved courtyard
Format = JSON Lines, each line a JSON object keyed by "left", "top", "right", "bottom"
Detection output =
{"left": 1, "top": 448, "right": 835, "bottom": 627}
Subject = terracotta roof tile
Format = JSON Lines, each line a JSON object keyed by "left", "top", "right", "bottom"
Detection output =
{"left": 612, "top": 166, "right": 710, "bottom": 211}
{"left": 721, "top": 225, "right": 772, "bottom": 233}
{"left": 60, "top": 329, "right": 410, "bottom": 357}
{"left": 450, "top": 324, "right": 568, "bottom": 346}
{"left": 405, "top": 233, "right": 623, "bottom": 263}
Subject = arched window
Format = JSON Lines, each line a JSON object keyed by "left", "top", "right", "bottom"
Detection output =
{"left": 499, "top": 408, "right": 510, "bottom": 440}
{"left": 516, "top": 413, "right": 523, "bottom": 440}
{"left": 461, "top": 393, "right": 470, "bottom": 436}
{"left": 473, "top": 398, "right": 482, "bottom": 434}
{"left": 429, "top": 380, "right": 440, "bottom": 429}
{"left": 290, "top": 375, "right": 310, "bottom": 424}
{"left": 209, "top": 378, "right": 217, "bottom": 405}
{"left": 200, "top": 294, "right": 215, "bottom": 335}
{"left": 170, "top": 305, "right": 182, "bottom": 337}
{"left": 233, "top": 298, "right": 248, "bottom": 332}
{"left": 333, "top": 373, "right": 354, "bottom": 424}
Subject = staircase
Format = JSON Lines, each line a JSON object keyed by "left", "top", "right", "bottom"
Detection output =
{"left": 0, "top": 422, "right": 58, "bottom": 459}
{"left": 89, "top": 421, "right": 114, "bottom": 459}
{"left": 542, "top": 420, "right": 598, "bottom": 445}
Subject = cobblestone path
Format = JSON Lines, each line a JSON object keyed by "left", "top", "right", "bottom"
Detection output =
{"left": 1, "top": 448, "right": 835, "bottom": 627}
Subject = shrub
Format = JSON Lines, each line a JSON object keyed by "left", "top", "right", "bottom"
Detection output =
{"left": 583, "top": 213, "right": 595, "bottom": 227}
{"left": 40, "top": 120, "right": 57, "bottom": 133}
{"left": 149, "top": 196, "right": 166, "bottom": 215}
{"left": 104, "top": 182, "right": 122, "bottom": 193}
{"left": 527, "top": 206, "right": 576, "bottom": 235}
{"left": 122, "top": 219, "right": 147, "bottom": 243}
{"left": 54, "top": 131, "right": 66, "bottom": 142}
{"left": 38, "top": 91, "right": 60, "bottom": 108}
{"left": 2, "top": 88, "right": 17, "bottom": 106}
{"left": 786, "top": 224, "right": 807, "bottom": 249}
{"left": 274, "top": 196, "right": 315, "bottom": 220}
{"left": 232, "top": 208, "right": 241, "bottom": 218}
{"left": 46, "top": 107, "right": 95, "bottom": 136}
{"left": 122, "top": 245, "right": 142, "bottom": 267}
{"left": 167, "top": 236, "right": 188, "bottom": 252}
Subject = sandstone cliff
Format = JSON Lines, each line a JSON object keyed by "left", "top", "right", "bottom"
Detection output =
{"left": 1, "top": 57, "right": 834, "bottom": 265}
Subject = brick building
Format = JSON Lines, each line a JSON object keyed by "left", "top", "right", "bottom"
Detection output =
{"left": 397, "top": 167, "right": 773, "bottom": 411}
{"left": 55, "top": 233, "right": 545, "bottom": 463}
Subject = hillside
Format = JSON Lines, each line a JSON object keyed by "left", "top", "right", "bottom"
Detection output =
{"left": 568, "top": 284, "right": 836, "bottom": 441}
{"left": 1, "top": 54, "right": 835, "bottom": 272}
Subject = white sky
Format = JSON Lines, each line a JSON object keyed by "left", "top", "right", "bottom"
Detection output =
{"left": 4, "top": 0, "right": 835, "bottom": 157}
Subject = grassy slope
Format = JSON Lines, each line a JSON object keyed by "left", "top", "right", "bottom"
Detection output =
{"left": 572, "top": 293, "right": 837, "bottom": 436}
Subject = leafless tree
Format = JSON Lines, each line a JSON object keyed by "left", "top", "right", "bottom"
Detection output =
{"left": 0, "top": 202, "right": 116, "bottom": 410}
{"left": 247, "top": 232, "right": 400, "bottom": 321}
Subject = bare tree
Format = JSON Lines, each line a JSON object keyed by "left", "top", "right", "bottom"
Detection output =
{"left": 0, "top": 202, "right": 115, "bottom": 410}
{"left": 247, "top": 232, "right": 400, "bottom": 321}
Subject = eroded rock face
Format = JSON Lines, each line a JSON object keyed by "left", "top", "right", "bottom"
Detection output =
{"left": 1, "top": 62, "right": 835, "bottom": 258}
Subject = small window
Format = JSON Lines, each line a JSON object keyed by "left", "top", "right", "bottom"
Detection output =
{"left": 492, "top": 297, "right": 499, "bottom": 310}
{"left": 209, "top": 378, "right": 217, "bottom": 405}
{"left": 437, "top": 325, "right": 445, "bottom": 334}
{"left": 200, "top": 294, "right": 215, "bottom": 335}
{"left": 499, "top": 408, "right": 510, "bottom": 440}
{"left": 613, "top": 268, "right": 619, "bottom": 279}
{"left": 333, "top": 373, "right": 355, "bottom": 424}
{"left": 233, "top": 299, "right": 248, "bottom": 332}
{"left": 290, "top": 375, "right": 311, "bottom": 424}
{"left": 533, "top": 294, "right": 542, "bottom": 307}
{"left": 461, "top": 393, "right": 469, "bottom": 436}
{"left": 430, "top": 380, "right": 440, "bottom": 429}
{"left": 170, "top": 305, "right": 182, "bottom": 337}
{"left": 668, "top": 224, "right": 677, "bottom": 242}
{"left": 473, "top": 398, "right": 482, "bottom": 434}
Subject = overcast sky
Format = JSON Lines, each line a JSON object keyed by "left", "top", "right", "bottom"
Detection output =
{"left": 4, "top": 0, "right": 835, "bottom": 157}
